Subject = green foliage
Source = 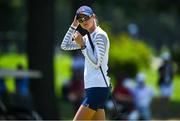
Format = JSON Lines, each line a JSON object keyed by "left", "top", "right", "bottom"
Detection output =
{"left": 0, "top": 52, "right": 72, "bottom": 96}
{"left": 171, "top": 43, "right": 180, "bottom": 74}
{"left": 109, "top": 33, "right": 152, "bottom": 77}
{"left": 0, "top": 53, "right": 27, "bottom": 69}
{"left": 0, "top": 53, "right": 27, "bottom": 92}
{"left": 54, "top": 53, "right": 72, "bottom": 96}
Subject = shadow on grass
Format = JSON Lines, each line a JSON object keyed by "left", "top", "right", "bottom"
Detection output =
{"left": 58, "top": 98, "right": 75, "bottom": 120}
{"left": 151, "top": 98, "right": 180, "bottom": 120}
{"left": 58, "top": 97, "right": 180, "bottom": 120}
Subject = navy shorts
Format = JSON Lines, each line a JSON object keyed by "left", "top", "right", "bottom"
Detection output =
{"left": 82, "top": 87, "right": 110, "bottom": 111}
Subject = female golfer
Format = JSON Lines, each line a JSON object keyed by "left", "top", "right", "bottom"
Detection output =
{"left": 61, "top": 5, "right": 111, "bottom": 120}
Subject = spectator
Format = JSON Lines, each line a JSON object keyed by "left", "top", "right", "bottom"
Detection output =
{"left": 158, "top": 52, "right": 174, "bottom": 101}
{"left": 110, "top": 77, "right": 135, "bottom": 120}
{"left": 72, "top": 51, "right": 84, "bottom": 72}
{"left": 133, "top": 73, "right": 154, "bottom": 120}
{"left": 62, "top": 70, "right": 84, "bottom": 111}
{"left": 0, "top": 77, "right": 7, "bottom": 96}
{"left": 127, "top": 22, "right": 139, "bottom": 39}
{"left": 15, "top": 64, "right": 29, "bottom": 96}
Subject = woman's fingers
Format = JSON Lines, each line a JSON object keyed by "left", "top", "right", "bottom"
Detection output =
{"left": 73, "top": 31, "right": 84, "bottom": 47}
{"left": 72, "top": 15, "right": 79, "bottom": 27}
{"left": 74, "top": 31, "right": 82, "bottom": 40}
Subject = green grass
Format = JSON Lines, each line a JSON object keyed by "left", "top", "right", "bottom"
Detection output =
{"left": 172, "top": 75, "right": 180, "bottom": 101}
{"left": 143, "top": 68, "right": 159, "bottom": 95}
{"left": 141, "top": 66, "right": 180, "bottom": 119}
{"left": 0, "top": 52, "right": 72, "bottom": 96}
{"left": 143, "top": 68, "right": 180, "bottom": 101}
{"left": 54, "top": 53, "right": 72, "bottom": 96}
{"left": 0, "top": 53, "right": 28, "bottom": 92}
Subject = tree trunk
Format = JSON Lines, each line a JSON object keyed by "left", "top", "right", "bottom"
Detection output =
{"left": 27, "top": 0, "right": 59, "bottom": 119}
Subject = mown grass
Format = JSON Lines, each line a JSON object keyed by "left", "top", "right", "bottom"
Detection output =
{"left": 143, "top": 67, "right": 180, "bottom": 101}
{"left": 0, "top": 53, "right": 28, "bottom": 92}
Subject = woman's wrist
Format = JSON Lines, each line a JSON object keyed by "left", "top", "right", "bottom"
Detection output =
{"left": 81, "top": 45, "right": 86, "bottom": 50}
{"left": 71, "top": 22, "right": 78, "bottom": 29}
{"left": 70, "top": 25, "right": 77, "bottom": 30}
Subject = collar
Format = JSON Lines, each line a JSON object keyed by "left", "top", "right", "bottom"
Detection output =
{"left": 90, "top": 26, "right": 99, "bottom": 39}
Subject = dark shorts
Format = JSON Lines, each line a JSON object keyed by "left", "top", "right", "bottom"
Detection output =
{"left": 82, "top": 87, "right": 110, "bottom": 111}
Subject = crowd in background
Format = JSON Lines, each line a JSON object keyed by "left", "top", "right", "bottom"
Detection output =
{"left": 0, "top": 64, "right": 40, "bottom": 119}
{"left": 60, "top": 51, "right": 175, "bottom": 120}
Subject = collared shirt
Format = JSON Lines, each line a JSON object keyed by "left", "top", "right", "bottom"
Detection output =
{"left": 61, "top": 26, "right": 110, "bottom": 89}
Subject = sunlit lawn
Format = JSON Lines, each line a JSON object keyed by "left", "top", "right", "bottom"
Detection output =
{"left": 0, "top": 52, "right": 72, "bottom": 96}
{"left": 0, "top": 53, "right": 28, "bottom": 92}
{"left": 143, "top": 67, "right": 180, "bottom": 101}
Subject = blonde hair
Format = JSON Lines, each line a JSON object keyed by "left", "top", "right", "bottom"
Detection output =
{"left": 93, "top": 14, "right": 98, "bottom": 26}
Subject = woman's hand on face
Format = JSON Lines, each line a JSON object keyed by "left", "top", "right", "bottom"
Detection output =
{"left": 73, "top": 31, "right": 85, "bottom": 48}
{"left": 72, "top": 15, "right": 79, "bottom": 28}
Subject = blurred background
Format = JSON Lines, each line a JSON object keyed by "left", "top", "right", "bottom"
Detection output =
{"left": 0, "top": 0, "right": 180, "bottom": 120}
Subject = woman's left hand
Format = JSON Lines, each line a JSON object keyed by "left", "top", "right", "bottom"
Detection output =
{"left": 73, "top": 31, "right": 85, "bottom": 48}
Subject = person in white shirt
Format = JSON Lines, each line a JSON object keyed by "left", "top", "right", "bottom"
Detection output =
{"left": 61, "top": 6, "right": 110, "bottom": 120}
{"left": 133, "top": 73, "right": 154, "bottom": 120}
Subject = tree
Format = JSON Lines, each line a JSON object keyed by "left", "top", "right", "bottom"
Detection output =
{"left": 27, "top": 0, "right": 59, "bottom": 119}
